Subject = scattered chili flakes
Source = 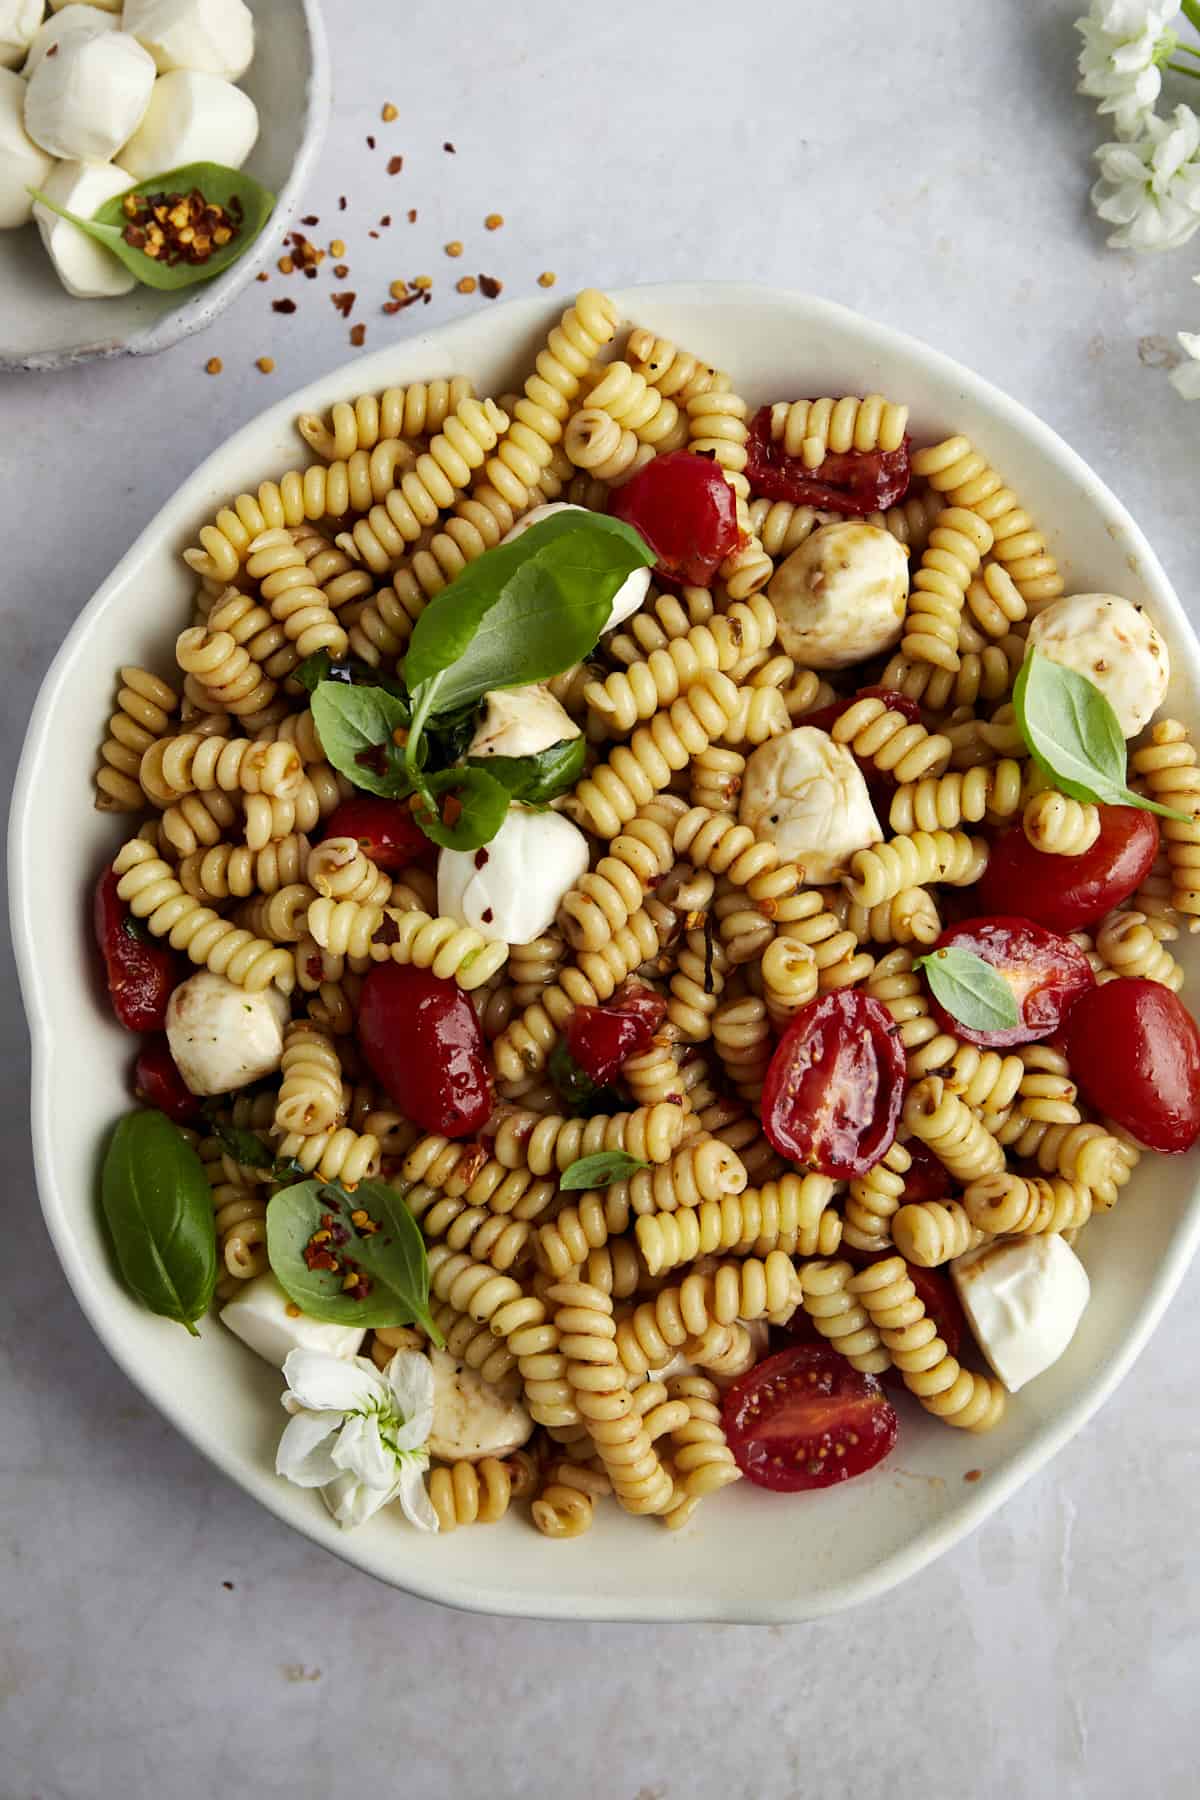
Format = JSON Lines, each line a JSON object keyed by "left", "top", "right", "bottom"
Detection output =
{"left": 301, "top": 214, "right": 319, "bottom": 226}
{"left": 379, "top": 214, "right": 392, "bottom": 227}
{"left": 222, "top": 1581, "right": 234, "bottom": 1590}
{"left": 329, "top": 237, "right": 345, "bottom": 257}
{"left": 368, "top": 230, "right": 379, "bottom": 239}
{"left": 121, "top": 185, "right": 241, "bottom": 266}
{"left": 256, "top": 356, "right": 275, "bottom": 374}
{"left": 389, "top": 278, "right": 408, "bottom": 300}
{"left": 964, "top": 1468, "right": 983, "bottom": 1483}
{"left": 350, "top": 323, "right": 366, "bottom": 347}
{"left": 382, "top": 101, "right": 398, "bottom": 121}
{"left": 387, "top": 155, "right": 404, "bottom": 175}
{"left": 441, "top": 792, "right": 464, "bottom": 828}
{"left": 205, "top": 356, "right": 223, "bottom": 375}
{"left": 484, "top": 212, "right": 504, "bottom": 230}
{"left": 367, "top": 134, "right": 376, "bottom": 149}
{"left": 256, "top": 270, "right": 269, "bottom": 282}
{"left": 412, "top": 274, "right": 432, "bottom": 291}
{"left": 338, "top": 194, "right": 347, "bottom": 210}
{"left": 443, "top": 141, "right": 456, "bottom": 153}
{"left": 407, "top": 208, "right": 417, "bottom": 223}
{"left": 278, "top": 254, "right": 293, "bottom": 273}
{"left": 456, "top": 275, "right": 477, "bottom": 294}
{"left": 331, "top": 291, "right": 356, "bottom": 318}
{"left": 444, "top": 240, "right": 463, "bottom": 257}
{"left": 285, "top": 1303, "right": 302, "bottom": 1318}
{"left": 272, "top": 297, "right": 296, "bottom": 314}
{"left": 479, "top": 273, "right": 503, "bottom": 299}
{"left": 333, "top": 262, "right": 349, "bottom": 278}
{"left": 538, "top": 270, "right": 557, "bottom": 288}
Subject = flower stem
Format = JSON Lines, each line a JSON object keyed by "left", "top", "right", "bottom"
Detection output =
{"left": 1167, "top": 58, "right": 1200, "bottom": 79}
{"left": 1182, "top": 0, "right": 1200, "bottom": 39}
{"left": 1174, "top": 38, "right": 1200, "bottom": 60}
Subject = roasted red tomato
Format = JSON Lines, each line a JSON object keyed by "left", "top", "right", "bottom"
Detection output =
{"left": 322, "top": 796, "right": 429, "bottom": 871}
{"left": 761, "top": 990, "right": 906, "bottom": 1177}
{"left": 565, "top": 984, "right": 668, "bottom": 1085}
{"left": 1066, "top": 978, "right": 1200, "bottom": 1154}
{"left": 745, "top": 405, "right": 912, "bottom": 516}
{"left": 609, "top": 450, "right": 740, "bottom": 586}
{"left": 134, "top": 1038, "right": 201, "bottom": 1126}
{"left": 358, "top": 963, "right": 493, "bottom": 1137}
{"left": 971, "top": 805, "right": 1158, "bottom": 932}
{"left": 901, "top": 1140, "right": 954, "bottom": 1205}
{"left": 722, "top": 1344, "right": 898, "bottom": 1491}
{"left": 924, "top": 917, "right": 1095, "bottom": 1048}
{"left": 93, "top": 866, "right": 181, "bottom": 1032}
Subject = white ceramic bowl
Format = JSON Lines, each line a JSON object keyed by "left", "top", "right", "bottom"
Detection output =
{"left": 12, "top": 284, "right": 1200, "bottom": 1621}
{"left": 0, "top": 0, "right": 329, "bottom": 372}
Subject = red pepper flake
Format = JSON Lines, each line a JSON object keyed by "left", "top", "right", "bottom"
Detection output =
{"left": 338, "top": 195, "right": 347, "bottom": 210}
{"left": 256, "top": 270, "right": 269, "bottom": 282}
{"left": 301, "top": 214, "right": 319, "bottom": 226}
{"left": 368, "top": 230, "right": 379, "bottom": 239}
{"left": 375, "top": 913, "right": 400, "bottom": 946}
{"left": 222, "top": 1581, "right": 234, "bottom": 1590}
{"left": 407, "top": 208, "right": 417, "bottom": 223}
{"left": 382, "top": 293, "right": 422, "bottom": 314}
{"left": 349, "top": 323, "right": 366, "bottom": 347}
{"left": 481, "top": 907, "right": 494, "bottom": 924}
{"left": 473, "top": 848, "right": 489, "bottom": 869}
{"left": 333, "top": 263, "right": 349, "bottom": 278}
{"left": 479, "top": 274, "right": 503, "bottom": 299}
{"left": 331, "top": 291, "right": 356, "bottom": 317}
{"left": 303, "top": 265, "right": 318, "bottom": 279}
{"left": 379, "top": 214, "right": 392, "bottom": 227}
{"left": 366, "top": 135, "right": 376, "bottom": 149}
{"left": 46, "top": 41, "right": 58, "bottom": 56}
{"left": 272, "top": 297, "right": 296, "bottom": 314}
{"left": 306, "top": 952, "right": 324, "bottom": 982}
{"left": 443, "top": 141, "right": 456, "bottom": 153}
{"left": 964, "top": 1468, "right": 983, "bottom": 1483}
{"left": 441, "top": 793, "right": 463, "bottom": 828}
{"left": 387, "top": 156, "right": 403, "bottom": 176}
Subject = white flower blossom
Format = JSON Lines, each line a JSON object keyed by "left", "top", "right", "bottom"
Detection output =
{"left": 1076, "top": 1, "right": 1181, "bottom": 139}
{"left": 275, "top": 1346, "right": 439, "bottom": 1532}
{"left": 1091, "top": 105, "right": 1200, "bottom": 250}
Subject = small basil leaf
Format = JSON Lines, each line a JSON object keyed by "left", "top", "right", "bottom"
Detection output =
{"left": 1014, "top": 649, "right": 1188, "bottom": 822}
{"left": 30, "top": 162, "right": 274, "bottom": 291}
{"left": 204, "top": 1114, "right": 275, "bottom": 1173}
{"left": 547, "top": 1042, "right": 625, "bottom": 1117}
{"left": 411, "top": 765, "right": 511, "bottom": 851}
{"left": 403, "top": 513, "right": 653, "bottom": 715}
{"left": 310, "top": 680, "right": 415, "bottom": 799}
{"left": 294, "top": 651, "right": 409, "bottom": 702}
{"left": 559, "top": 1150, "right": 651, "bottom": 1191}
{"left": 266, "top": 1179, "right": 443, "bottom": 1341}
{"left": 121, "top": 914, "right": 155, "bottom": 946}
{"left": 100, "top": 1110, "right": 217, "bottom": 1335}
{"left": 913, "top": 946, "right": 1021, "bottom": 1033}
{"left": 469, "top": 734, "right": 587, "bottom": 804}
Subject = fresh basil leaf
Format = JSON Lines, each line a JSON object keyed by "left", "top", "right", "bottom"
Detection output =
{"left": 266, "top": 1179, "right": 443, "bottom": 1341}
{"left": 559, "top": 1150, "right": 651, "bottom": 1191}
{"left": 913, "top": 946, "right": 1021, "bottom": 1033}
{"left": 1014, "top": 649, "right": 1188, "bottom": 821}
{"left": 469, "top": 734, "right": 586, "bottom": 804}
{"left": 100, "top": 1110, "right": 217, "bottom": 1335}
{"left": 404, "top": 513, "right": 653, "bottom": 717}
{"left": 29, "top": 162, "right": 274, "bottom": 292}
{"left": 294, "top": 651, "right": 409, "bottom": 703}
{"left": 310, "top": 680, "right": 415, "bottom": 799}
{"left": 411, "top": 765, "right": 511, "bottom": 851}
{"left": 204, "top": 1114, "right": 275, "bottom": 1172}
{"left": 547, "top": 1041, "right": 625, "bottom": 1116}
{"left": 425, "top": 701, "right": 483, "bottom": 769}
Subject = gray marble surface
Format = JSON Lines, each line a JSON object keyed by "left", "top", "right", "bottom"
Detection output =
{"left": 2, "top": 2, "right": 1197, "bottom": 1795}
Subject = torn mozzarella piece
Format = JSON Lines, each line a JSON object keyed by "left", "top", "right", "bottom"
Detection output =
{"left": 120, "top": 67, "right": 258, "bottom": 177}
{"left": 951, "top": 1235, "right": 1090, "bottom": 1393}
{"left": 122, "top": 0, "right": 253, "bottom": 80}
{"left": 220, "top": 1273, "right": 365, "bottom": 1368}
{"left": 427, "top": 1347, "right": 533, "bottom": 1462}
{"left": 437, "top": 803, "right": 590, "bottom": 945}
{"left": 0, "top": 67, "right": 52, "bottom": 228}
{"left": 165, "top": 970, "right": 289, "bottom": 1096}
{"left": 467, "top": 682, "right": 581, "bottom": 761}
{"left": 501, "top": 500, "right": 652, "bottom": 633}
{"left": 1026, "top": 592, "right": 1169, "bottom": 737}
{"left": 23, "top": 4, "right": 117, "bottom": 75}
{"left": 767, "top": 521, "right": 909, "bottom": 670}
{"left": 33, "top": 161, "right": 138, "bottom": 296}
{"left": 0, "top": 0, "right": 43, "bottom": 70}
{"left": 740, "top": 727, "right": 883, "bottom": 884}
{"left": 24, "top": 29, "right": 155, "bottom": 160}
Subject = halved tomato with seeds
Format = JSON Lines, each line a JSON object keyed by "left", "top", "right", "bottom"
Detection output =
{"left": 721, "top": 1344, "right": 898, "bottom": 1491}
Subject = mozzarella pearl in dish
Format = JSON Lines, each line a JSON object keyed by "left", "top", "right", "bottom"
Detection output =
{"left": 468, "top": 683, "right": 580, "bottom": 762}
{"left": 165, "top": 970, "right": 290, "bottom": 1096}
{"left": 220, "top": 1273, "right": 366, "bottom": 1368}
{"left": 33, "top": 160, "right": 137, "bottom": 296}
{"left": 767, "top": 521, "right": 909, "bottom": 670}
{"left": 119, "top": 67, "right": 258, "bottom": 178}
{"left": 740, "top": 726, "right": 883, "bottom": 884}
{"left": 0, "top": 67, "right": 52, "bottom": 228}
{"left": 0, "top": 0, "right": 42, "bottom": 69}
{"left": 23, "top": 4, "right": 117, "bottom": 75}
{"left": 426, "top": 1349, "right": 534, "bottom": 1462}
{"left": 1026, "top": 593, "right": 1169, "bottom": 738}
{"left": 951, "top": 1235, "right": 1090, "bottom": 1393}
{"left": 438, "top": 803, "right": 590, "bottom": 945}
{"left": 502, "top": 501, "right": 652, "bottom": 633}
{"left": 122, "top": 0, "right": 253, "bottom": 81}
{"left": 24, "top": 29, "right": 155, "bottom": 161}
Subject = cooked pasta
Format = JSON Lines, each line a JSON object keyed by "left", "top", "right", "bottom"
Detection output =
{"left": 769, "top": 394, "right": 909, "bottom": 467}
{"left": 800, "top": 1259, "right": 890, "bottom": 1374}
{"left": 843, "top": 1140, "right": 912, "bottom": 1253}
{"left": 338, "top": 399, "right": 509, "bottom": 573}
{"left": 844, "top": 830, "right": 988, "bottom": 908}
{"left": 1131, "top": 721, "right": 1200, "bottom": 929}
{"left": 910, "top": 435, "right": 1063, "bottom": 608}
{"left": 829, "top": 695, "right": 951, "bottom": 784}
{"left": 112, "top": 838, "right": 294, "bottom": 992}
{"left": 96, "top": 667, "right": 180, "bottom": 812}
{"left": 900, "top": 508, "right": 994, "bottom": 671}
{"left": 849, "top": 1258, "right": 1007, "bottom": 1431}
{"left": 1094, "top": 909, "right": 1184, "bottom": 989}
{"left": 1022, "top": 790, "right": 1101, "bottom": 856}
{"left": 903, "top": 1077, "right": 1006, "bottom": 1182}
{"left": 962, "top": 1171, "right": 1093, "bottom": 1239}
{"left": 891, "top": 1200, "right": 986, "bottom": 1268}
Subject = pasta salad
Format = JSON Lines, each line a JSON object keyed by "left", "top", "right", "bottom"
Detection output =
{"left": 91, "top": 287, "right": 1200, "bottom": 1540}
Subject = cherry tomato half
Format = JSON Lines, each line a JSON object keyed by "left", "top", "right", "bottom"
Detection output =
{"left": 924, "top": 917, "right": 1095, "bottom": 1048}
{"left": 134, "top": 1037, "right": 201, "bottom": 1126}
{"left": 93, "top": 866, "right": 181, "bottom": 1033}
{"left": 322, "top": 796, "right": 429, "bottom": 872}
{"left": 1066, "top": 977, "right": 1200, "bottom": 1154}
{"left": 745, "top": 406, "right": 912, "bottom": 516}
{"left": 565, "top": 984, "right": 668, "bottom": 1086}
{"left": 761, "top": 989, "right": 905, "bottom": 1177}
{"left": 609, "top": 450, "right": 740, "bottom": 586}
{"left": 358, "top": 962, "right": 493, "bottom": 1137}
{"left": 901, "top": 1140, "right": 954, "bottom": 1206}
{"left": 722, "top": 1344, "right": 898, "bottom": 1491}
{"left": 971, "top": 805, "right": 1158, "bottom": 933}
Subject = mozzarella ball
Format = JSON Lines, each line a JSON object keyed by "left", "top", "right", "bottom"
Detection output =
{"left": 1026, "top": 592, "right": 1169, "bottom": 738}
{"left": 767, "top": 522, "right": 909, "bottom": 670}
{"left": 427, "top": 1348, "right": 533, "bottom": 1462}
{"left": 0, "top": 67, "right": 52, "bottom": 228}
{"left": 951, "top": 1235, "right": 1090, "bottom": 1393}
{"left": 468, "top": 683, "right": 580, "bottom": 762}
{"left": 24, "top": 5, "right": 118, "bottom": 76}
{"left": 123, "top": 0, "right": 253, "bottom": 80}
{"left": 24, "top": 30, "right": 155, "bottom": 161}
{"left": 438, "top": 803, "right": 590, "bottom": 946}
{"left": 501, "top": 501, "right": 652, "bottom": 634}
{"left": 165, "top": 970, "right": 290, "bottom": 1097}
{"left": 220, "top": 1273, "right": 365, "bottom": 1368}
{"left": 120, "top": 67, "right": 258, "bottom": 178}
{"left": 33, "top": 160, "right": 137, "bottom": 296}
{"left": 740, "top": 727, "right": 883, "bottom": 884}
{"left": 0, "top": 0, "right": 43, "bottom": 70}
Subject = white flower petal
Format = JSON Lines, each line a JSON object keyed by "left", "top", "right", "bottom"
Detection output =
{"left": 1170, "top": 354, "right": 1200, "bottom": 397}
{"left": 384, "top": 1349, "right": 436, "bottom": 1450}
{"left": 275, "top": 1410, "right": 344, "bottom": 1487}
{"left": 321, "top": 1470, "right": 400, "bottom": 1530}
{"left": 332, "top": 1412, "right": 396, "bottom": 1489}
{"left": 282, "top": 1348, "right": 385, "bottom": 1416}
{"left": 396, "top": 1459, "right": 440, "bottom": 1533}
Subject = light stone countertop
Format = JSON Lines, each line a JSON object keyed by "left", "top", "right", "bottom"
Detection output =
{"left": 2, "top": 2, "right": 1197, "bottom": 1796}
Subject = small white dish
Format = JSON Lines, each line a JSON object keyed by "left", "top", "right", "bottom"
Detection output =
{"left": 0, "top": 0, "right": 329, "bottom": 372}
{"left": 11, "top": 284, "right": 1200, "bottom": 1620}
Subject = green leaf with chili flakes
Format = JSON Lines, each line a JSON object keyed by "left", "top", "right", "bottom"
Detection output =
{"left": 29, "top": 162, "right": 275, "bottom": 291}
{"left": 100, "top": 1110, "right": 217, "bottom": 1335}
{"left": 266, "top": 1179, "right": 444, "bottom": 1341}
{"left": 913, "top": 946, "right": 1021, "bottom": 1035}
{"left": 409, "top": 764, "right": 511, "bottom": 852}
{"left": 310, "top": 680, "right": 416, "bottom": 800}
{"left": 558, "top": 1150, "right": 651, "bottom": 1192}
